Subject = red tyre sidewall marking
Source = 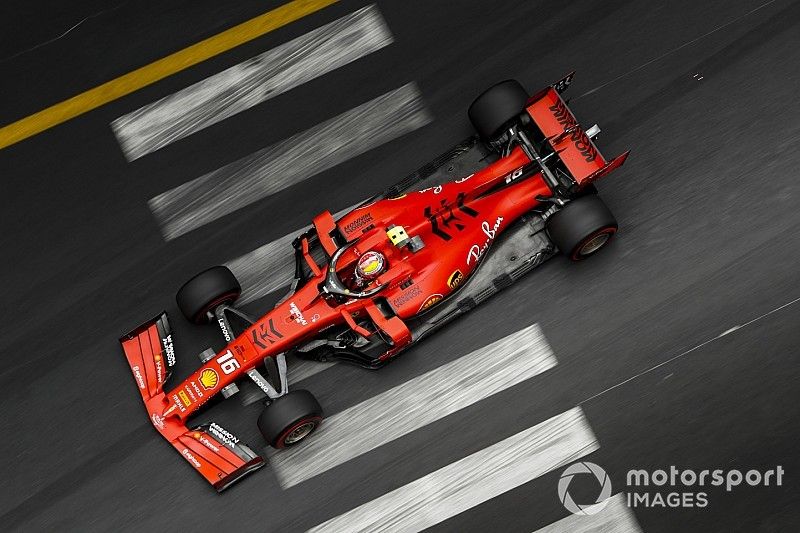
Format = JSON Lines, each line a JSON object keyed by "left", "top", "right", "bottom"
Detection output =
{"left": 275, "top": 416, "right": 323, "bottom": 448}
{"left": 571, "top": 227, "right": 617, "bottom": 261}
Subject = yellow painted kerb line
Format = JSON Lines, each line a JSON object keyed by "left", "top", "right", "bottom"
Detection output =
{"left": 0, "top": 0, "right": 337, "bottom": 150}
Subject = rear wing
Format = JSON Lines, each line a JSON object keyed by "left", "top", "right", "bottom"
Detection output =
{"left": 526, "top": 74, "right": 629, "bottom": 186}
{"left": 120, "top": 313, "right": 264, "bottom": 491}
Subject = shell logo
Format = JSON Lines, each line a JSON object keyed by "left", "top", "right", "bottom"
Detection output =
{"left": 199, "top": 369, "right": 219, "bottom": 390}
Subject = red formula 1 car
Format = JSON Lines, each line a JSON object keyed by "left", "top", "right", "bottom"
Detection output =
{"left": 120, "top": 74, "right": 629, "bottom": 491}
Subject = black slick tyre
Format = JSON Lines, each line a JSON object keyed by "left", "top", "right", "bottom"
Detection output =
{"left": 258, "top": 390, "right": 323, "bottom": 449}
{"left": 176, "top": 266, "right": 241, "bottom": 324}
{"left": 468, "top": 80, "right": 529, "bottom": 140}
{"left": 545, "top": 195, "right": 618, "bottom": 261}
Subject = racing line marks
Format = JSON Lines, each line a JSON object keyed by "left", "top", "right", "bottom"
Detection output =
{"left": 112, "top": 5, "right": 393, "bottom": 160}
{"left": 575, "top": 0, "right": 779, "bottom": 100}
{"left": 148, "top": 83, "right": 431, "bottom": 240}
{"left": 0, "top": 3, "right": 129, "bottom": 64}
{"left": 306, "top": 407, "right": 598, "bottom": 533}
{"left": 0, "top": 0, "right": 339, "bottom": 149}
{"left": 269, "top": 324, "right": 558, "bottom": 488}
{"left": 578, "top": 293, "right": 800, "bottom": 407}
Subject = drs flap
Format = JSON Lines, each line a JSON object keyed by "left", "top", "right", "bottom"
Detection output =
{"left": 526, "top": 87, "right": 607, "bottom": 183}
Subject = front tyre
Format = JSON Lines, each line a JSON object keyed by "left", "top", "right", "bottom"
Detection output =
{"left": 176, "top": 266, "right": 241, "bottom": 324}
{"left": 258, "top": 390, "right": 323, "bottom": 449}
{"left": 545, "top": 195, "right": 618, "bottom": 261}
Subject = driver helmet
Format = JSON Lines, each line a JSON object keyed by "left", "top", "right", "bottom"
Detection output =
{"left": 355, "top": 250, "right": 387, "bottom": 282}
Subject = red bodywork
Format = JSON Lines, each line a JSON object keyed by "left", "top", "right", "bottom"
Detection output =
{"left": 120, "top": 85, "right": 629, "bottom": 490}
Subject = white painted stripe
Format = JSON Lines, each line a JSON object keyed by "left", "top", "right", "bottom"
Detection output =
{"left": 533, "top": 493, "right": 642, "bottom": 533}
{"left": 307, "top": 407, "right": 598, "bottom": 533}
{"left": 149, "top": 83, "right": 430, "bottom": 241}
{"left": 288, "top": 356, "right": 335, "bottom": 384}
{"left": 112, "top": 5, "right": 394, "bottom": 160}
{"left": 230, "top": 231, "right": 299, "bottom": 302}
{"left": 226, "top": 204, "right": 355, "bottom": 305}
{"left": 270, "top": 324, "right": 558, "bottom": 488}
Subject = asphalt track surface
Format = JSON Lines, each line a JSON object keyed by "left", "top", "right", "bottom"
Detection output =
{"left": 2, "top": 0, "right": 800, "bottom": 531}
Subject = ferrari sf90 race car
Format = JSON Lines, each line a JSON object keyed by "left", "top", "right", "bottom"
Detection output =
{"left": 120, "top": 74, "right": 629, "bottom": 491}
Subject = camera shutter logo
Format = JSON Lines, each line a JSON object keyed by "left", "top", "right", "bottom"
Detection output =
{"left": 558, "top": 461, "right": 613, "bottom": 515}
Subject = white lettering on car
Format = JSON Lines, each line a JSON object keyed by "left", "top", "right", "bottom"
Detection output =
{"left": 217, "top": 318, "right": 232, "bottom": 341}
{"left": 154, "top": 357, "right": 163, "bottom": 384}
{"left": 151, "top": 413, "right": 165, "bottom": 430}
{"left": 172, "top": 394, "right": 187, "bottom": 413}
{"left": 182, "top": 448, "right": 201, "bottom": 468}
{"left": 289, "top": 302, "right": 308, "bottom": 326}
{"left": 419, "top": 185, "right": 444, "bottom": 194}
{"left": 199, "top": 435, "right": 220, "bottom": 453}
{"left": 132, "top": 366, "right": 145, "bottom": 389}
{"left": 216, "top": 350, "right": 240, "bottom": 375}
{"left": 162, "top": 335, "right": 176, "bottom": 366}
{"left": 504, "top": 167, "right": 524, "bottom": 184}
{"left": 209, "top": 422, "right": 240, "bottom": 449}
{"left": 466, "top": 216, "right": 504, "bottom": 265}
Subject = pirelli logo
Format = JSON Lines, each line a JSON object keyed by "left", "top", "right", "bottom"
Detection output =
{"left": 177, "top": 390, "right": 191, "bottom": 407}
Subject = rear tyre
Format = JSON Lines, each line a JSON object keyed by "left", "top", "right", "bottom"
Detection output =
{"left": 545, "top": 195, "right": 618, "bottom": 261}
{"left": 258, "top": 390, "right": 323, "bottom": 449}
{"left": 176, "top": 266, "right": 241, "bottom": 324}
{"left": 468, "top": 80, "right": 529, "bottom": 140}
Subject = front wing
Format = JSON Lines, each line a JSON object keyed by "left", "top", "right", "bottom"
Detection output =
{"left": 119, "top": 313, "right": 265, "bottom": 491}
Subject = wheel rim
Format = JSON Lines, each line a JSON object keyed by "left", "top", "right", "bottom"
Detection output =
{"left": 284, "top": 421, "right": 316, "bottom": 444}
{"left": 578, "top": 232, "right": 611, "bottom": 256}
